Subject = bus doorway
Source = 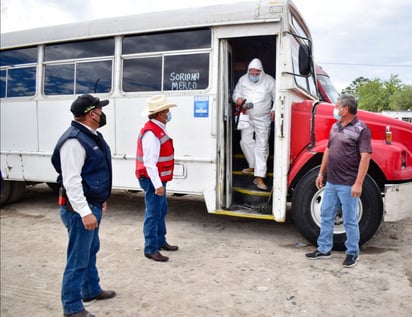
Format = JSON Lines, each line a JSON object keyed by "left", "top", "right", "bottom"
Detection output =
{"left": 219, "top": 35, "right": 276, "bottom": 215}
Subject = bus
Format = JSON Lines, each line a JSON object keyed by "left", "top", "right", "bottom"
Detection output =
{"left": 381, "top": 111, "right": 412, "bottom": 124}
{"left": 1, "top": 0, "right": 412, "bottom": 249}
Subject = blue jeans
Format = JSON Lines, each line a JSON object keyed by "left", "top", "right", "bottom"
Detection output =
{"left": 138, "top": 177, "right": 168, "bottom": 254}
{"left": 60, "top": 204, "right": 102, "bottom": 315}
{"left": 317, "top": 182, "right": 360, "bottom": 256}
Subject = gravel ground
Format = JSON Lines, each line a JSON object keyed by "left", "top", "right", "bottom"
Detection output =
{"left": 1, "top": 184, "right": 412, "bottom": 317}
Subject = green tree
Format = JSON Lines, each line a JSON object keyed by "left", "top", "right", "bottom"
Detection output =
{"left": 342, "top": 74, "right": 405, "bottom": 112}
{"left": 357, "top": 79, "right": 387, "bottom": 112}
{"left": 342, "top": 77, "right": 369, "bottom": 95}
{"left": 389, "top": 85, "right": 412, "bottom": 111}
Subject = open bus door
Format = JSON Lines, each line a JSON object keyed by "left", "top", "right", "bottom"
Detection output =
{"left": 217, "top": 39, "right": 233, "bottom": 209}
{"left": 217, "top": 35, "right": 277, "bottom": 218}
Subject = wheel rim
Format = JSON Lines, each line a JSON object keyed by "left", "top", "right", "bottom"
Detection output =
{"left": 310, "top": 188, "right": 363, "bottom": 234}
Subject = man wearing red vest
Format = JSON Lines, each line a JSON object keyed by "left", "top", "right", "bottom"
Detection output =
{"left": 136, "top": 95, "right": 178, "bottom": 262}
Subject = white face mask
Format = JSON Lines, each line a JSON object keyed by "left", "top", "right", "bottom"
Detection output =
{"left": 333, "top": 108, "right": 341, "bottom": 121}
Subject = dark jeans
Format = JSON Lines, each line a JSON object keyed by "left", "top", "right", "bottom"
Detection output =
{"left": 60, "top": 204, "right": 102, "bottom": 315}
{"left": 138, "top": 177, "right": 168, "bottom": 254}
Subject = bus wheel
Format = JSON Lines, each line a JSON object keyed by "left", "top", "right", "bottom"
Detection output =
{"left": 0, "top": 179, "right": 12, "bottom": 206}
{"left": 8, "top": 181, "right": 26, "bottom": 203}
{"left": 0, "top": 180, "right": 26, "bottom": 206}
{"left": 292, "top": 168, "right": 383, "bottom": 250}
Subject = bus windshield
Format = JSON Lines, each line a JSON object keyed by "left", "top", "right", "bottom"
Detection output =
{"left": 316, "top": 65, "right": 340, "bottom": 104}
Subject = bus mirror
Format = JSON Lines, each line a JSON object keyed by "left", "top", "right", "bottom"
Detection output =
{"left": 299, "top": 44, "right": 311, "bottom": 76}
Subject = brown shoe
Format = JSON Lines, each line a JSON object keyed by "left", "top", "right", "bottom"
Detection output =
{"left": 145, "top": 251, "right": 169, "bottom": 262}
{"left": 253, "top": 177, "right": 268, "bottom": 190}
{"left": 83, "top": 290, "right": 116, "bottom": 302}
{"left": 64, "top": 309, "right": 95, "bottom": 317}
{"left": 159, "top": 242, "right": 179, "bottom": 251}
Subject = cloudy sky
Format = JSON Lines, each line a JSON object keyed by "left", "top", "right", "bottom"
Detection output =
{"left": 1, "top": 0, "right": 411, "bottom": 91}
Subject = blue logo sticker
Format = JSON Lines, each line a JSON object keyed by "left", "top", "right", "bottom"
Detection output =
{"left": 194, "top": 96, "right": 209, "bottom": 118}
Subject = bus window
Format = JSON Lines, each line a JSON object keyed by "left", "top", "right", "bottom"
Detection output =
{"left": 122, "top": 28, "right": 211, "bottom": 54}
{"left": 6, "top": 67, "right": 37, "bottom": 97}
{"left": 0, "top": 47, "right": 37, "bottom": 98}
{"left": 164, "top": 53, "right": 209, "bottom": 90}
{"left": 122, "top": 29, "right": 211, "bottom": 92}
{"left": 290, "top": 13, "right": 317, "bottom": 98}
{"left": 43, "top": 39, "right": 114, "bottom": 95}
{"left": 123, "top": 57, "right": 162, "bottom": 92}
{"left": 316, "top": 66, "right": 340, "bottom": 104}
{"left": 44, "top": 64, "right": 74, "bottom": 95}
{"left": 0, "top": 47, "right": 37, "bottom": 66}
{"left": 0, "top": 70, "right": 5, "bottom": 98}
{"left": 44, "top": 39, "right": 114, "bottom": 61}
{"left": 76, "top": 61, "right": 112, "bottom": 94}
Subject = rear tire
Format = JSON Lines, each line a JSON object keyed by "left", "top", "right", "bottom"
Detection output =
{"left": 0, "top": 180, "right": 26, "bottom": 206}
{"left": 8, "top": 181, "right": 26, "bottom": 203}
{"left": 0, "top": 179, "right": 12, "bottom": 206}
{"left": 292, "top": 167, "right": 383, "bottom": 250}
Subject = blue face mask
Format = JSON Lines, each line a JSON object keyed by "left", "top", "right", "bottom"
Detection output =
{"left": 248, "top": 74, "right": 260, "bottom": 83}
{"left": 166, "top": 111, "right": 172, "bottom": 122}
{"left": 333, "top": 108, "right": 341, "bottom": 121}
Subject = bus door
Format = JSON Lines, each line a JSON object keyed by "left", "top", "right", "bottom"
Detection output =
{"left": 217, "top": 39, "right": 233, "bottom": 209}
{"left": 218, "top": 36, "right": 276, "bottom": 215}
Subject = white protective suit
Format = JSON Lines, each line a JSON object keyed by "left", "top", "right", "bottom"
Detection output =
{"left": 232, "top": 58, "right": 276, "bottom": 177}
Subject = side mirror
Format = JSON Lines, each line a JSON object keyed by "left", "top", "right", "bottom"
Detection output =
{"left": 299, "top": 44, "right": 312, "bottom": 76}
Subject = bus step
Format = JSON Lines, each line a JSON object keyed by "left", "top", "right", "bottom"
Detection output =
{"left": 231, "top": 203, "right": 272, "bottom": 215}
{"left": 232, "top": 187, "right": 272, "bottom": 206}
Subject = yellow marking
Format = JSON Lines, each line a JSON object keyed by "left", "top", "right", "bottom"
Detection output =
{"left": 214, "top": 209, "right": 274, "bottom": 220}
{"left": 232, "top": 171, "right": 274, "bottom": 177}
{"left": 232, "top": 187, "right": 271, "bottom": 196}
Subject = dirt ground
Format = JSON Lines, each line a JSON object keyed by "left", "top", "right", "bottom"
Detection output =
{"left": 1, "top": 184, "right": 412, "bottom": 317}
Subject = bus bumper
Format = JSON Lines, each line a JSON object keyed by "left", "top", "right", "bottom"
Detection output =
{"left": 384, "top": 182, "right": 412, "bottom": 222}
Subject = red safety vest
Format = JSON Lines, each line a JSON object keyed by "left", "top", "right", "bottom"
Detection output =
{"left": 135, "top": 121, "right": 174, "bottom": 182}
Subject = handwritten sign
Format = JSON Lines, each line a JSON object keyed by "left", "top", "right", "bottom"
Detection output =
{"left": 169, "top": 72, "right": 200, "bottom": 90}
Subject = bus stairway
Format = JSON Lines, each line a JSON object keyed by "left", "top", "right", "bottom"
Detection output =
{"left": 231, "top": 153, "right": 273, "bottom": 215}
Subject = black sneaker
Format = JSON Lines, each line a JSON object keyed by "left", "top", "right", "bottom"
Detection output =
{"left": 305, "top": 250, "right": 331, "bottom": 260}
{"left": 343, "top": 254, "right": 359, "bottom": 268}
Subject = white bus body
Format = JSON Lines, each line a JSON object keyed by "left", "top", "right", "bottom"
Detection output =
{"left": 1, "top": 0, "right": 312, "bottom": 218}
{"left": 3, "top": 0, "right": 411, "bottom": 249}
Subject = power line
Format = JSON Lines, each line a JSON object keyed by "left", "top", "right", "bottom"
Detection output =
{"left": 319, "top": 62, "right": 412, "bottom": 68}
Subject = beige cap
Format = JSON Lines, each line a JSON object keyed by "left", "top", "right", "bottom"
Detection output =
{"left": 142, "top": 95, "right": 176, "bottom": 116}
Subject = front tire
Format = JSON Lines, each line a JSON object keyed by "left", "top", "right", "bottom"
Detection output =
{"left": 292, "top": 167, "right": 383, "bottom": 250}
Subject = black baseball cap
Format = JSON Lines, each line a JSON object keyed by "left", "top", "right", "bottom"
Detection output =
{"left": 70, "top": 94, "right": 109, "bottom": 117}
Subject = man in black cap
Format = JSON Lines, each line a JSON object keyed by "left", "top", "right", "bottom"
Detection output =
{"left": 51, "top": 94, "right": 116, "bottom": 317}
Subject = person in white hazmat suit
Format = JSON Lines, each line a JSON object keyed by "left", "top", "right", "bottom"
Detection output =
{"left": 232, "top": 58, "right": 276, "bottom": 190}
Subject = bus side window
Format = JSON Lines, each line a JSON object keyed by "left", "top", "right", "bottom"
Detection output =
{"left": 6, "top": 67, "right": 36, "bottom": 97}
{"left": 0, "top": 47, "right": 37, "bottom": 98}
{"left": 43, "top": 38, "right": 114, "bottom": 95}
{"left": 123, "top": 57, "right": 162, "bottom": 92}
{"left": 44, "top": 64, "right": 74, "bottom": 95}
{"left": 164, "top": 53, "right": 209, "bottom": 91}
{"left": 121, "top": 28, "right": 211, "bottom": 93}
